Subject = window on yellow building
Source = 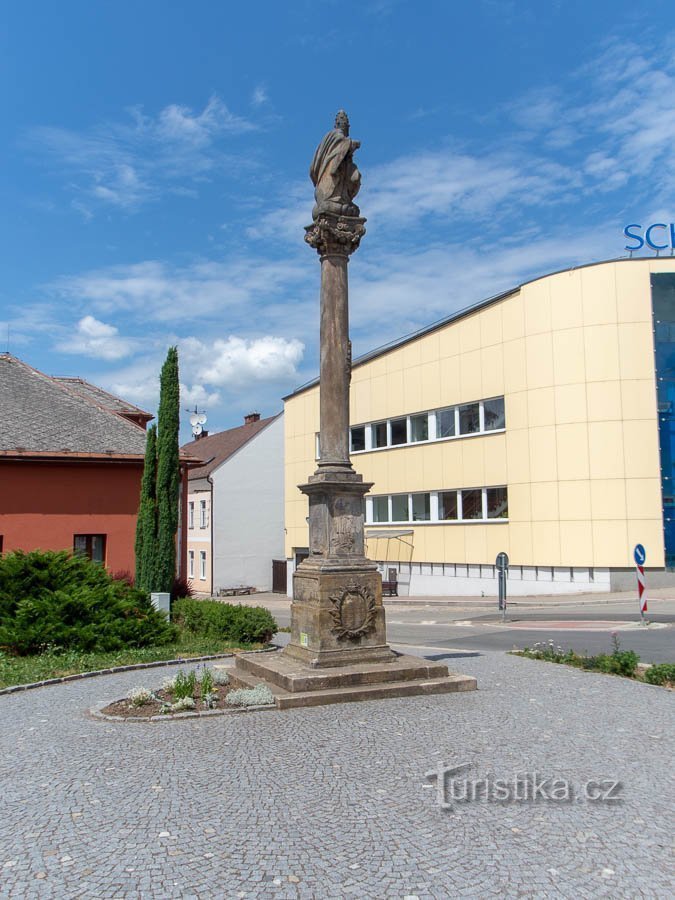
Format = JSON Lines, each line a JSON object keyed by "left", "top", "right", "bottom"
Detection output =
{"left": 484, "top": 397, "right": 505, "bottom": 431}
{"left": 437, "top": 408, "right": 456, "bottom": 438}
{"left": 373, "top": 496, "right": 389, "bottom": 522}
{"left": 487, "top": 486, "right": 508, "bottom": 518}
{"left": 460, "top": 489, "right": 483, "bottom": 519}
{"left": 391, "top": 494, "right": 409, "bottom": 521}
{"left": 459, "top": 403, "right": 480, "bottom": 435}
{"left": 411, "top": 493, "right": 431, "bottom": 520}
{"left": 350, "top": 426, "right": 366, "bottom": 452}
{"left": 390, "top": 418, "right": 407, "bottom": 445}
{"left": 440, "top": 491, "right": 458, "bottom": 520}
{"left": 410, "top": 414, "right": 429, "bottom": 443}
{"left": 372, "top": 421, "right": 387, "bottom": 448}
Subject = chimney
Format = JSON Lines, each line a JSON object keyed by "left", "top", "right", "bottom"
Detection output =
{"left": 196, "top": 429, "right": 209, "bottom": 440}
{"left": 244, "top": 412, "right": 261, "bottom": 425}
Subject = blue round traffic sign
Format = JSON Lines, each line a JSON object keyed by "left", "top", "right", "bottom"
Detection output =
{"left": 634, "top": 544, "right": 646, "bottom": 566}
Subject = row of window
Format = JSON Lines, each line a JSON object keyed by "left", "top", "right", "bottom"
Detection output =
{"left": 188, "top": 549, "right": 208, "bottom": 580}
{"left": 366, "top": 486, "right": 508, "bottom": 524}
{"left": 348, "top": 396, "right": 505, "bottom": 454}
{"left": 188, "top": 499, "right": 209, "bottom": 529}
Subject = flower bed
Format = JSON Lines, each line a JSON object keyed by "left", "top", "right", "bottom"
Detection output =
{"left": 99, "top": 665, "right": 275, "bottom": 719}
{"left": 512, "top": 634, "right": 674, "bottom": 688}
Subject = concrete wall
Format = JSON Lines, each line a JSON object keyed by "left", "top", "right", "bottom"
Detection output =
{"left": 212, "top": 415, "right": 285, "bottom": 592}
{"left": 284, "top": 258, "right": 675, "bottom": 594}
{"left": 0, "top": 459, "right": 142, "bottom": 573}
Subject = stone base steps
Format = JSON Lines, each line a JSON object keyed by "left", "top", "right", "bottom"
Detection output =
{"left": 234, "top": 649, "right": 477, "bottom": 709}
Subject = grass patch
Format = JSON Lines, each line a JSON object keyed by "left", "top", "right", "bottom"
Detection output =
{"left": 0, "top": 632, "right": 264, "bottom": 690}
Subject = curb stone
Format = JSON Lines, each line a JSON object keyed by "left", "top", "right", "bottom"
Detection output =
{"left": 0, "top": 644, "right": 279, "bottom": 696}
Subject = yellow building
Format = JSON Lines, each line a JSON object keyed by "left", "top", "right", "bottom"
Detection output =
{"left": 284, "top": 257, "right": 675, "bottom": 596}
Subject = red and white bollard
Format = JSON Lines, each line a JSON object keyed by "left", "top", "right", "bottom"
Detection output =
{"left": 636, "top": 564, "right": 648, "bottom": 623}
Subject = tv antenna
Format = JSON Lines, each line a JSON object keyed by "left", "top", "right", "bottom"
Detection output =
{"left": 187, "top": 404, "right": 207, "bottom": 437}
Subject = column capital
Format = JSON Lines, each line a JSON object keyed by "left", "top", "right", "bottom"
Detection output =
{"left": 304, "top": 214, "right": 367, "bottom": 258}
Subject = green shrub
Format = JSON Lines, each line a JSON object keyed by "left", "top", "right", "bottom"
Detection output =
{"left": 643, "top": 663, "right": 675, "bottom": 685}
{"left": 0, "top": 550, "right": 177, "bottom": 655}
{"left": 172, "top": 599, "right": 277, "bottom": 644}
{"left": 594, "top": 650, "right": 639, "bottom": 677}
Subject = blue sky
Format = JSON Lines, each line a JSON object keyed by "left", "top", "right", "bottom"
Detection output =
{"left": 2, "top": 1, "right": 674, "bottom": 437}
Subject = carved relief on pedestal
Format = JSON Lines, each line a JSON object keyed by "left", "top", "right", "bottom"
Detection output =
{"left": 328, "top": 582, "right": 377, "bottom": 640}
{"left": 330, "top": 494, "right": 364, "bottom": 557}
{"left": 331, "top": 517, "right": 357, "bottom": 556}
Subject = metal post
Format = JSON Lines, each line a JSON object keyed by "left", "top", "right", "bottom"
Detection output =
{"left": 496, "top": 552, "right": 509, "bottom": 622}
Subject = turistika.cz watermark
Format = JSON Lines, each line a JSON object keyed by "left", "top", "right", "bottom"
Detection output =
{"left": 425, "top": 763, "right": 623, "bottom": 809}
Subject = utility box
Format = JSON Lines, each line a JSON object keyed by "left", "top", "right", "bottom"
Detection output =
{"left": 151, "top": 592, "right": 171, "bottom": 617}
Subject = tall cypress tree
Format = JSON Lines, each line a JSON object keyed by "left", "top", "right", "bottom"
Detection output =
{"left": 155, "top": 346, "right": 181, "bottom": 593}
{"left": 135, "top": 423, "right": 157, "bottom": 591}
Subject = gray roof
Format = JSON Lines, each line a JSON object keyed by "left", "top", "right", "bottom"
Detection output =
{"left": 0, "top": 354, "right": 148, "bottom": 458}
{"left": 53, "top": 377, "right": 152, "bottom": 421}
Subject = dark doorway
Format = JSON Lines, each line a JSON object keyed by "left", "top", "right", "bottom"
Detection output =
{"left": 272, "top": 559, "right": 287, "bottom": 593}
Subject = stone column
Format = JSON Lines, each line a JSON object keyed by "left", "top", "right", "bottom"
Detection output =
{"left": 316, "top": 235, "right": 351, "bottom": 470}
{"left": 283, "top": 213, "right": 395, "bottom": 668}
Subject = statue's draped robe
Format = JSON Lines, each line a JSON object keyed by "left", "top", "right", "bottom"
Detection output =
{"left": 310, "top": 129, "right": 359, "bottom": 217}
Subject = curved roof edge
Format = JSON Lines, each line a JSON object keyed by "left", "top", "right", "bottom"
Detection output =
{"left": 283, "top": 255, "right": 671, "bottom": 401}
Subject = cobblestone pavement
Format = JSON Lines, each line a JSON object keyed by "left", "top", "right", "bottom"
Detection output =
{"left": 1, "top": 652, "right": 673, "bottom": 899}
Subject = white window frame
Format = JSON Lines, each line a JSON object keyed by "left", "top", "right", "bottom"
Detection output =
{"left": 188, "top": 501, "right": 194, "bottom": 530}
{"left": 364, "top": 486, "right": 508, "bottom": 525}
{"left": 199, "top": 550, "right": 207, "bottom": 580}
{"left": 199, "top": 499, "right": 207, "bottom": 529}
{"left": 188, "top": 550, "right": 195, "bottom": 579}
{"left": 348, "top": 396, "right": 505, "bottom": 455}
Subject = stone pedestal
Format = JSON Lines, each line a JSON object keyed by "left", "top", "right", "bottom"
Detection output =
{"left": 285, "top": 472, "right": 396, "bottom": 667}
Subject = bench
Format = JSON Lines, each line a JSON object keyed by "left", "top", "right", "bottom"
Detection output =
{"left": 382, "top": 580, "right": 398, "bottom": 597}
{"left": 218, "top": 586, "right": 254, "bottom": 597}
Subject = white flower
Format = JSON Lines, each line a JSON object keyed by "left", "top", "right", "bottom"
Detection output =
{"left": 128, "top": 687, "right": 155, "bottom": 707}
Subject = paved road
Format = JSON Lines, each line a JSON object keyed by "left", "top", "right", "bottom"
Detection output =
{"left": 252, "top": 594, "right": 675, "bottom": 664}
{"left": 1, "top": 650, "right": 673, "bottom": 898}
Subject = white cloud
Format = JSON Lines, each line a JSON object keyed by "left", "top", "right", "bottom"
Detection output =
{"left": 364, "top": 150, "right": 580, "bottom": 229}
{"left": 52, "top": 257, "right": 314, "bottom": 335}
{"left": 180, "top": 381, "right": 220, "bottom": 410}
{"left": 251, "top": 85, "right": 268, "bottom": 107}
{"left": 506, "top": 36, "right": 675, "bottom": 193}
{"left": 55, "top": 315, "right": 135, "bottom": 360}
{"left": 188, "top": 335, "right": 305, "bottom": 387}
{"left": 28, "top": 95, "right": 257, "bottom": 212}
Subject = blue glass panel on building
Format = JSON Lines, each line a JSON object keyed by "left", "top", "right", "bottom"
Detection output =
{"left": 651, "top": 273, "right": 675, "bottom": 567}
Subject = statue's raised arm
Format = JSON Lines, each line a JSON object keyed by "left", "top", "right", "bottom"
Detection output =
{"left": 309, "top": 110, "right": 362, "bottom": 220}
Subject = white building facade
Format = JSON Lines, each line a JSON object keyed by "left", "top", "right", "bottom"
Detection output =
{"left": 183, "top": 413, "right": 285, "bottom": 595}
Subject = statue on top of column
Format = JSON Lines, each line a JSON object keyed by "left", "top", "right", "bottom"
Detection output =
{"left": 309, "top": 110, "right": 362, "bottom": 221}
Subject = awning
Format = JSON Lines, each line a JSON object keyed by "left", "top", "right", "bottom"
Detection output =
{"left": 365, "top": 529, "right": 415, "bottom": 563}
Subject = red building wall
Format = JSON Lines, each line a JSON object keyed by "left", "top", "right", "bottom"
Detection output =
{"left": 0, "top": 459, "right": 143, "bottom": 574}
